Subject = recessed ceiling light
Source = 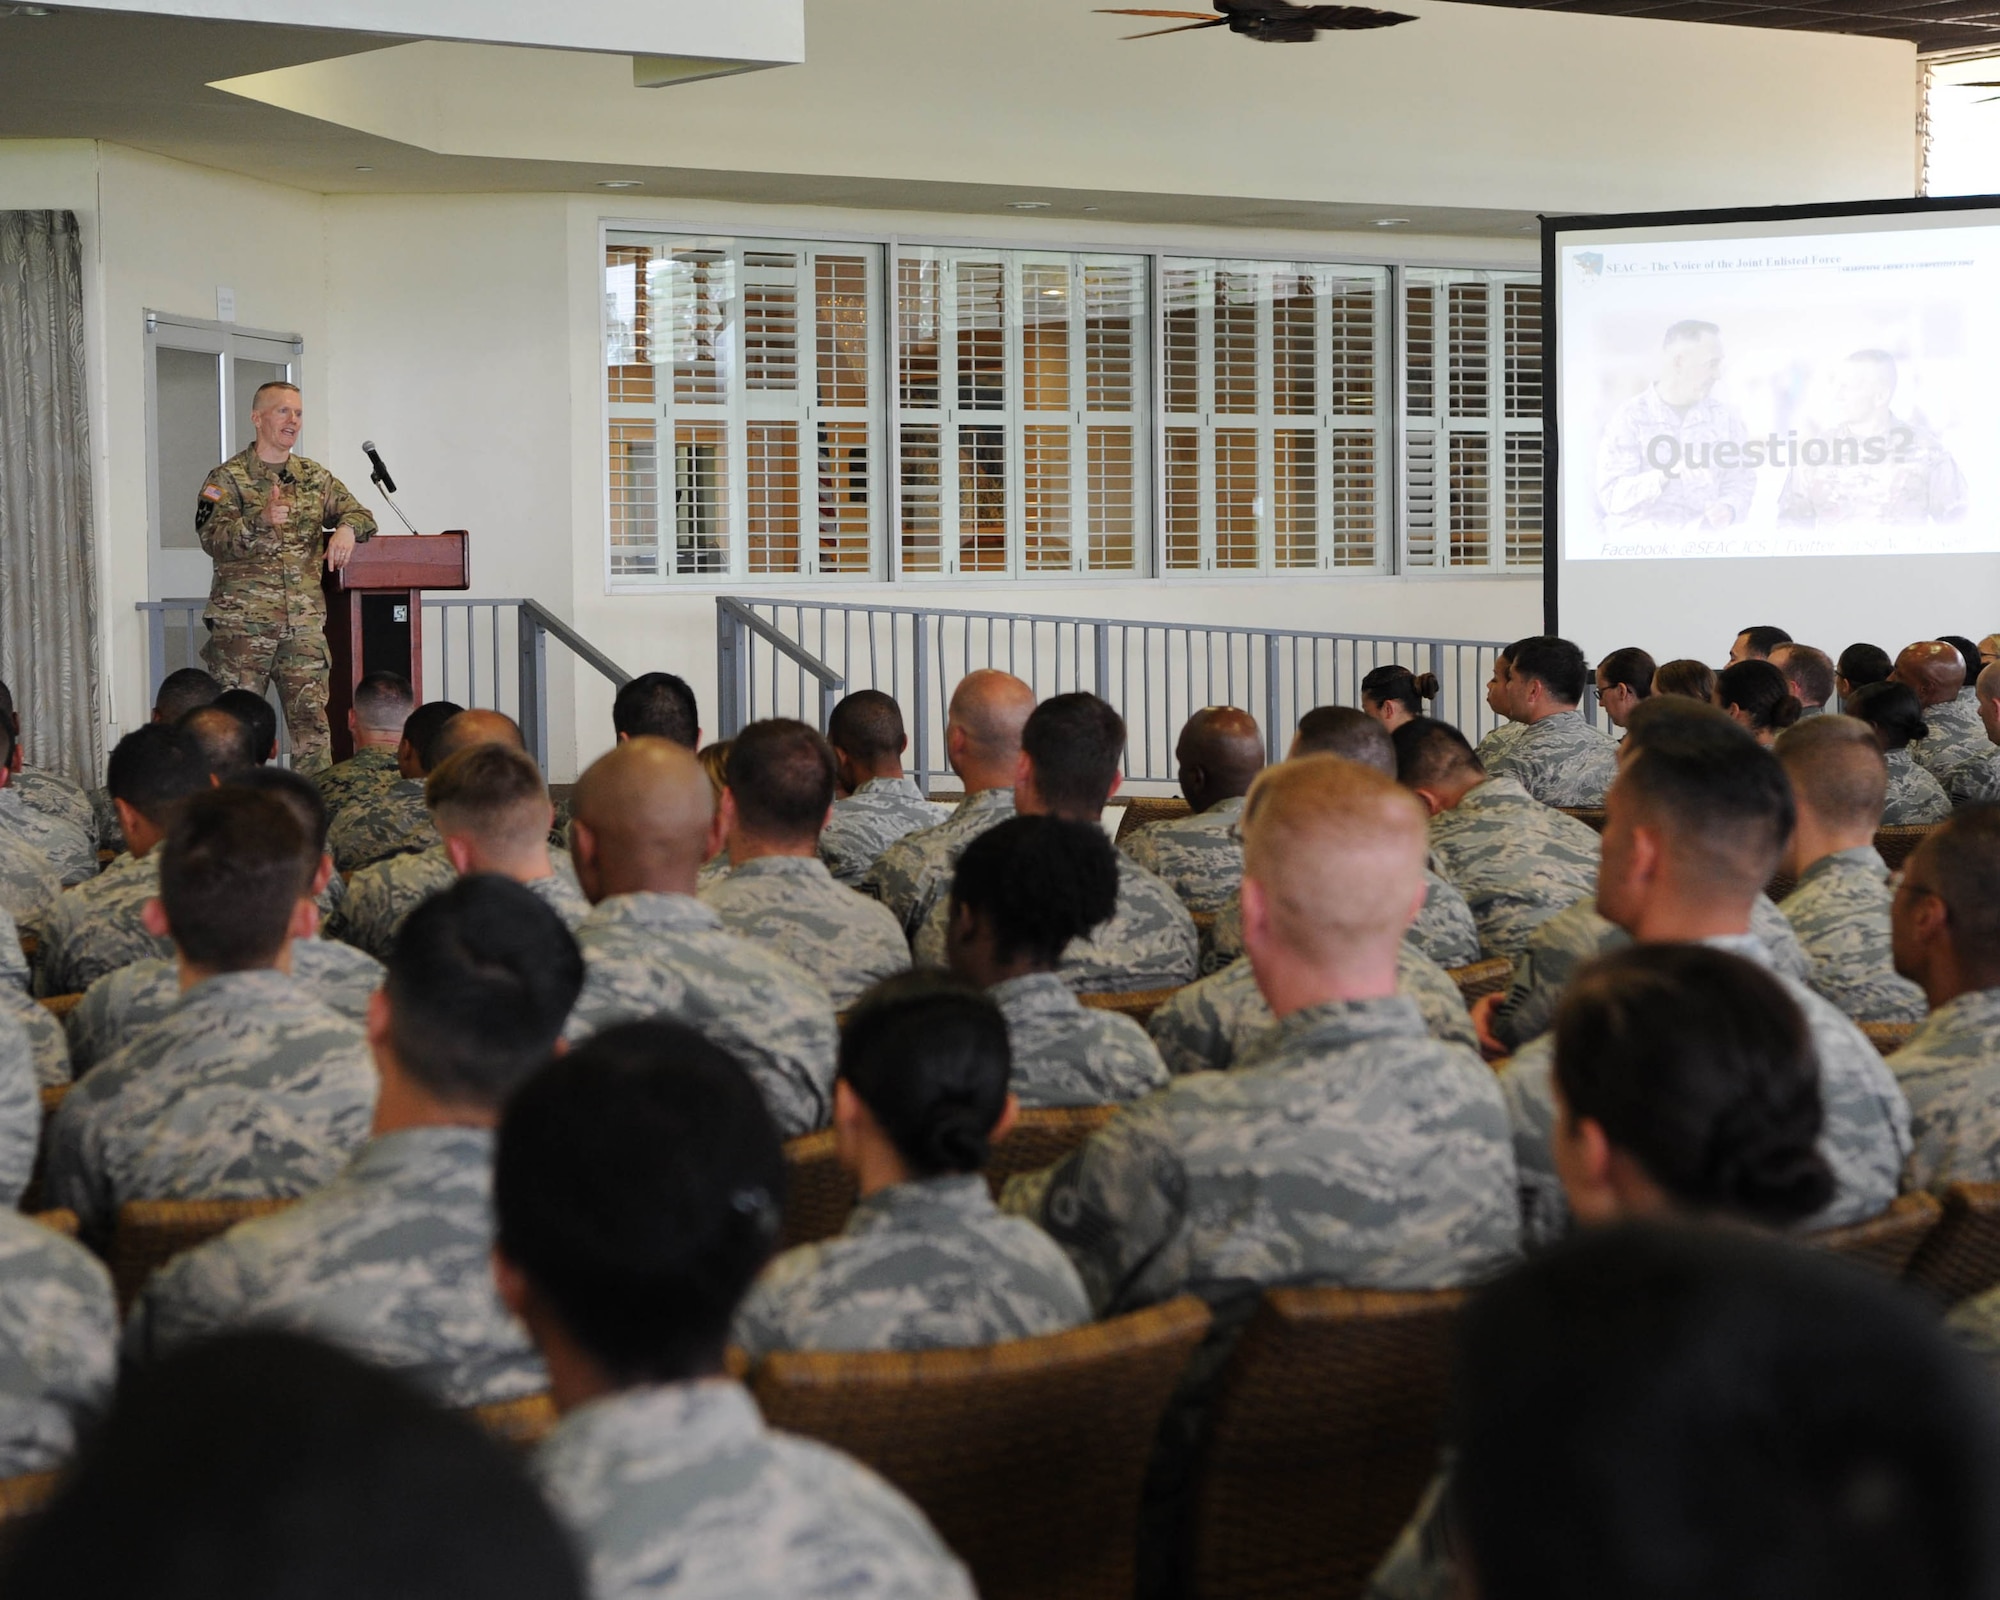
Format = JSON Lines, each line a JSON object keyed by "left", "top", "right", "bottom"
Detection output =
{"left": 1082, "top": 205, "right": 1101, "bottom": 213}
{"left": 1007, "top": 200, "right": 1052, "bottom": 210}
{"left": 1, "top": 5, "right": 54, "bottom": 15}
{"left": 597, "top": 179, "right": 644, "bottom": 190}
{"left": 354, "top": 165, "right": 374, "bottom": 172}
{"left": 1374, "top": 217, "right": 1411, "bottom": 228}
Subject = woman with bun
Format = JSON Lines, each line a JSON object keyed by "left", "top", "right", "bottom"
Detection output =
{"left": 1847, "top": 680, "right": 1952, "bottom": 824}
{"left": 1713, "top": 658, "right": 1801, "bottom": 746}
{"left": 1361, "top": 664, "right": 1440, "bottom": 733}
{"left": 945, "top": 815, "right": 1169, "bottom": 1107}
{"left": 1593, "top": 647, "right": 1655, "bottom": 732}
{"left": 732, "top": 971, "right": 1090, "bottom": 1357}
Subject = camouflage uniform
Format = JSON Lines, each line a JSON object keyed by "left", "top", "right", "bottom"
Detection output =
{"left": 13, "top": 767, "right": 95, "bottom": 844}
{"left": 197, "top": 444, "right": 377, "bottom": 772}
{"left": 733, "top": 1173, "right": 1092, "bottom": 1359}
{"left": 1482, "top": 710, "right": 1620, "bottom": 810}
{"left": 700, "top": 856, "right": 911, "bottom": 1012}
{"left": 127, "top": 1125, "right": 544, "bottom": 1409}
{"left": 1147, "top": 947, "right": 1480, "bottom": 1078}
{"left": 1500, "top": 933, "right": 1911, "bottom": 1247}
{"left": 1775, "top": 418, "right": 1968, "bottom": 527}
{"left": 326, "top": 779, "right": 436, "bottom": 876}
{"left": 326, "top": 848, "right": 585, "bottom": 961}
{"left": 860, "top": 787, "right": 1015, "bottom": 937}
{"left": 0, "top": 801, "right": 62, "bottom": 927}
{"left": 1490, "top": 893, "right": 1811, "bottom": 1052}
{"left": 3, "top": 988, "right": 69, "bottom": 1090}
{"left": 1205, "top": 869, "right": 1481, "bottom": 975}
{"left": 1424, "top": 778, "right": 1602, "bottom": 962}
{"left": 1881, "top": 748, "right": 1953, "bottom": 826}
{"left": 566, "top": 892, "right": 838, "bottom": 1138}
{"left": 819, "top": 778, "right": 952, "bottom": 889}
{"left": 1780, "top": 848, "right": 1927, "bottom": 1025}
{"left": 1005, "top": 997, "right": 1520, "bottom": 1315}
{"left": 0, "top": 1006, "right": 40, "bottom": 1206}
{"left": 65, "top": 938, "right": 384, "bottom": 1077}
{"left": 0, "top": 784, "right": 94, "bottom": 890}
{"left": 989, "top": 972, "right": 1169, "bottom": 1107}
{"left": 1473, "top": 721, "right": 1525, "bottom": 768}
{"left": 1911, "top": 695, "right": 1991, "bottom": 783}
{"left": 44, "top": 969, "right": 378, "bottom": 1241}
{"left": 0, "top": 1210, "right": 115, "bottom": 1479}
{"left": 85, "top": 786, "right": 123, "bottom": 855}
{"left": 1120, "top": 795, "right": 1246, "bottom": 917}
{"left": 1946, "top": 1285, "right": 2000, "bottom": 1380}
{"left": 913, "top": 851, "right": 1200, "bottom": 996}
{"left": 535, "top": 1381, "right": 975, "bottom": 1600}
{"left": 31, "top": 851, "right": 172, "bottom": 997}
{"left": 1890, "top": 988, "right": 2000, "bottom": 1194}
{"left": 1943, "top": 747, "right": 2000, "bottom": 809}
{"left": 315, "top": 746, "right": 403, "bottom": 822}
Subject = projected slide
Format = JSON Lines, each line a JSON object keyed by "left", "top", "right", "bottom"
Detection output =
{"left": 1558, "top": 224, "right": 2000, "bottom": 561}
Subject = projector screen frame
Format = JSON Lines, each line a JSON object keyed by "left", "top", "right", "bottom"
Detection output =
{"left": 1540, "top": 192, "right": 2000, "bottom": 636}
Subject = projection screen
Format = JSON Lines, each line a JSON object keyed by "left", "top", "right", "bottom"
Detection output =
{"left": 1545, "top": 198, "right": 2000, "bottom": 669}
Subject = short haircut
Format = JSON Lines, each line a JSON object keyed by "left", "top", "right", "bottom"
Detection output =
{"left": 613, "top": 672, "right": 698, "bottom": 748}
{"left": 153, "top": 666, "right": 220, "bottom": 724}
{"left": 826, "top": 689, "right": 906, "bottom": 761}
{"left": 1021, "top": 692, "right": 1125, "bottom": 815}
{"left": 725, "top": 719, "right": 837, "bottom": 841}
{"left": 1770, "top": 644, "right": 1836, "bottom": 709}
{"left": 0, "top": 1331, "right": 582, "bottom": 1600}
{"left": 177, "top": 704, "right": 258, "bottom": 780}
{"left": 840, "top": 972, "right": 1012, "bottom": 1176}
{"left": 159, "top": 788, "right": 311, "bottom": 969}
{"left": 1774, "top": 715, "right": 1887, "bottom": 833}
{"left": 1555, "top": 945, "right": 1831, "bottom": 1225}
{"left": 212, "top": 688, "right": 279, "bottom": 763}
{"left": 1618, "top": 720, "right": 1795, "bottom": 894}
{"left": 250, "top": 380, "right": 300, "bottom": 406}
{"left": 1941, "top": 634, "right": 1981, "bottom": 673}
{"left": 1358, "top": 666, "right": 1439, "bottom": 717}
{"left": 1653, "top": 658, "right": 1717, "bottom": 701}
{"left": 951, "top": 814, "right": 1120, "bottom": 968}
{"left": 353, "top": 670, "right": 415, "bottom": 734}
{"left": 1663, "top": 319, "right": 1721, "bottom": 345}
{"left": 1908, "top": 807, "right": 2000, "bottom": 969}
{"left": 1505, "top": 636, "right": 1589, "bottom": 705}
{"left": 1715, "top": 659, "right": 1803, "bottom": 735}
{"left": 1735, "top": 624, "right": 1793, "bottom": 658}
{"left": 494, "top": 1022, "right": 784, "bottom": 1385}
{"left": 1622, "top": 693, "right": 1740, "bottom": 747}
{"left": 402, "top": 700, "right": 466, "bottom": 774}
{"left": 1451, "top": 1223, "right": 2000, "bottom": 1600}
{"left": 1838, "top": 642, "right": 1894, "bottom": 689}
{"left": 106, "top": 723, "right": 213, "bottom": 824}
{"left": 227, "top": 765, "right": 331, "bottom": 857}
{"left": 1294, "top": 706, "right": 1395, "bottom": 774}
{"left": 425, "top": 745, "right": 550, "bottom": 848}
{"left": 1391, "top": 716, "right": 1481, "bottom": 790}
{"left": 387, "top": 877, "right": 583, "bottom": 1108}
{"left": 1845, "top": 680, "right": 1928, "bottom": 751}
{"left": 1596, "top": 647, "right": 1656, "bottom": 699}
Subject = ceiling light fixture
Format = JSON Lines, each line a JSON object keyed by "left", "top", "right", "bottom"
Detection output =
{"left": 1007, "top": 200, "right": 1052, "bottom": 210}
{"left": 1, "top": 5, "right": 55, "bottom": 15}
{"left": 354, "top": 165, "right": 374, "bottom": 172}
{"left": 1374, "top": 217, "right": 1411, "bottom": 228}
{"left": 597, "top": 179, "right": 644, "bottom": 190}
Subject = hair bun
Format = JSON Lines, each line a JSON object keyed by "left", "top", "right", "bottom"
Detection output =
{"left": 1413, "top": 672, "right": 1441, "bottom": 700}
{"left": 920, "top": 1104, "right": 992, "bottom": 1174}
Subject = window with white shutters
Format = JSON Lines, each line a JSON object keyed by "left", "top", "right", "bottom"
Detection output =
{"left": 895, "top": 248, "right": 1148, "bottom": 578}
{"left": 1401, "top": 269, "right": 1542, "bottom": 572}
{"left": 1159, "top": 260, "right": 1390, "bottom": 575}
{"left": 604, "top": 233, "right": 884, "bottom": 583}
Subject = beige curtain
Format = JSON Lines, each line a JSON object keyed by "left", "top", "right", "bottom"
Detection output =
{"left": 0, "top": 211, "right": 99, "bottom": 780}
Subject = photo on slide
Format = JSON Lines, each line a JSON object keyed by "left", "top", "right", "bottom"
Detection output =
{"left": 1558, "top": 225, "right": 2000, "bottom": 561}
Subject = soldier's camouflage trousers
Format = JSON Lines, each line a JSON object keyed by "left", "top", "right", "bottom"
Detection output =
{"left": 201, "top": 624, "right": 332, "bottom": 773}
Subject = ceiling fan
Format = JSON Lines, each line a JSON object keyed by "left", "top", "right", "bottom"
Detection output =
{"left": 1096, "top": 0, "right": 1415, "bottom": 41}
{"left": 1954, "top": 80, "right": 2000, "bottom": 101}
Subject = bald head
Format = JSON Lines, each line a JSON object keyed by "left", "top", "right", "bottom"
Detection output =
{"left": 1892, "top": 642, "right": 1966, "bottom": 709}
{"left": 1178, "top": 706, "right": 1264, "bottom": 811}
{"left": 1241, "top": 755, "right": 1428, "bottom": 982}
{"left": 570, "top": 737, "right": 716, "bottom": 902}
{"left": 946, "top": 670, "right": 1036, "bottom": 792}
{"left": 431, "top": 709, "right": 525, "bottom": 768}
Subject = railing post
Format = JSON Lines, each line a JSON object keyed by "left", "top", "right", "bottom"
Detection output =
{"left": 146, "top": 606, "right": 166, "bottom": 707}
{"left": 911, "top": 611, "right": 931, "bottom": 793}
{"left": 715, "top": 604, "right": 747, "bottom": 739}
{"left": 1093, "top": 621, "right": 1111, "bottom": 702}
{"left": 517, "top": 610, "right": 549, "bottom": 774}
{"left": 1263, "top": 633, "right": 1284, "bottom": 765}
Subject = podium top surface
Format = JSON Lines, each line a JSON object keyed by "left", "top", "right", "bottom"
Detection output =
{"left": 328, "top": 531, "right": 471, "bottom": 593}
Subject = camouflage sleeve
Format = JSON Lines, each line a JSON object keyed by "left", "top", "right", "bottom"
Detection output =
{"left": 1147, "top": 985, "right": 1229, "bottom": 1077}
{"left": 42, "top": 1094, "right": 113, "bottom": 1240}
{"left": 0, "top": 1009, "right": 36, "bottom": 1206}
{"left": 320, "top": 471, "right": 377, "bottom": 542}
{"left": 195, "top": 464, "right": 277, "bottom": 562}
{"left": 122, "top": 1237, "right": 246, "bottom": 1367}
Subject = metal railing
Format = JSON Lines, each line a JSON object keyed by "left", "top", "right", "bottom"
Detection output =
{"left": 137, "top": 598, "right": 631, "bottom": 773}
{"left": 717, "top": 596, "right": 1516, "bottom": 792}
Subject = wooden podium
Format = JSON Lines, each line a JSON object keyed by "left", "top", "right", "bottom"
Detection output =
{"left": 322, "top": 532, "right": 470, "bottom": 761}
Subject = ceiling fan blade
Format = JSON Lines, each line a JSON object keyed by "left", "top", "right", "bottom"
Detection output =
{"left": 1300, "top": 4, "right": 1418, "bottom": 25}
{"left": 1093, "top": 9, "right": 1224, "bottom": 17}
{"left": 1118, "top": 15, "right": 1233, "bottom": 35}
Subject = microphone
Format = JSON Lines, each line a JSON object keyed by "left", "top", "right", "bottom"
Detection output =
{"left": 362, "top": 440, "right": 397, "bottom": 495}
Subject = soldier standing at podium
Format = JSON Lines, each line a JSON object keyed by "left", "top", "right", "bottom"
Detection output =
{"left": 195, "top": 381, "right": 375, "bottom": 771}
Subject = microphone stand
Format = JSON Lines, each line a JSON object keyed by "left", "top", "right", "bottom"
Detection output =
{"left": 371, "top": 472, "right": 423, "bottom": 536}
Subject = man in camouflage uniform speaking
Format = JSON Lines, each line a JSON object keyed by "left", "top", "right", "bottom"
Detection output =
{"left": 195, "top": 382, "right": 375, "bottom": 771}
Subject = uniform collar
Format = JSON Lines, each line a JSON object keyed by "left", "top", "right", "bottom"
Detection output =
{"left": 1920, "top": 987, "right": 2000, "bottom": 1038}
{"left": 1696, "top": 932, "right": 1774, "bottom": 969}
{"left": 726, "top": 854, "right": 833, "bottom": 884}
{"left": 1795, "top": 846, "right": 1887, "bottom": 890}
{"left": 847, "top": 1173, "right": 996, "bottom": 1235}
{"left": 172, "top": 966, "right": 305, "bottom": 1010}
{"left": 1458, "top": 775, "right": 1534, "bottom": 811}
{"left": 852, "top": 776, "right": 925, "bottom": 801}
{"left": 1200, "top": 794, "right": 1248, "bottom": 819}
{"left": 1242, "top": 994, "right": 1427, "bottom": 1066}
{"left": 990, "top": 971, "right": 1080, "bottom": 1018}
{"left": 585, "top": 890, "right": 724, "bottom": 936}
{"left": 1524, "top": 708, "right": 1586, "bottom": 733}
{"left": 232, "top": 443, "right": 293, "bottom": 480}
{"left": 352, "top": 1124, "right": 493, "bottom": 1182}
{"left": 554, "top": 1379, "right": 762, "bottom": 1468}
{"left": 951, "top": 787, "right": 1015, "bottom": 821}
